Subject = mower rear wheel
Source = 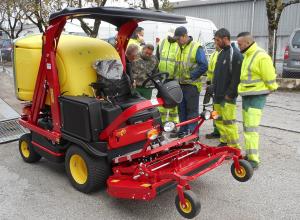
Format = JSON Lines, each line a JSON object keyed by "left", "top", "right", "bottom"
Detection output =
{"left": 175, "top": 190, "right": 201, "bottom": 219}
{"left": 231, "top": 159, "right": 253, "bottom": 182}
{"left": 65, "top": 145, "right": 110, "bottom": 193}
{"left": 19, "top": 133, "right": 41, "bottom": 163}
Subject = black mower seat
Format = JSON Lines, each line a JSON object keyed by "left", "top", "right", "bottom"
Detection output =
{"left": 117, "top": 95, "right": 145, "bottom": 110}
{"left": 92, "top": 74, "right": 161, "bottom": 125}
{"left": 115, "top": 95, "right": 161, "bottom": 125}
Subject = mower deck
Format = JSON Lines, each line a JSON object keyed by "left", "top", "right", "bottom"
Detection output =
{"left": 107, "top": 142, "right": 241, "bottom": 201}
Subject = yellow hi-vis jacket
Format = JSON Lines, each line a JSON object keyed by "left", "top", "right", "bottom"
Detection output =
{"left": 238, "top": 42, "right": 278, "bottom": 96}
{"left": 158, "top": 38, "right": 179, "bottom": 79}
{"left": 206, "top": 50, "right": 219, "bottom": 82}
{"left": 175, "top": 41, "right": 202, "bottom": 92}
{"left": 127, "top": 39, "right": 142, "bottom": 50}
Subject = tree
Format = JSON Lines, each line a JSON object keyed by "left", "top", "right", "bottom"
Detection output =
{"left": 161, "top": 0, "right": 173, "bottom": 12}
{"left": 127, "top": 0, "right": 172, "bottom": 10}
{"left": 265, "top": 0, "right": 300, "bottom": 63}
{"left": 24, "top": 0, "right": 70, "bottom": 33}
{"left": 77, "top": 0, "right": 108, "bottom": 38}
{"left": 153, "top": 0, "right": 159, "bottom": 9}
{"left": 23, "top": 0, "right": 109, "bottom": 37}
{"left": 0, "top": 0, "right": 26, "bottom": 39}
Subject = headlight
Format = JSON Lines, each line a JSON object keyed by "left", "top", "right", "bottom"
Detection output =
{"left": 211, "top": 111, "right": 219, "bottom": 120}
{"left": 203, "top": 110, "right": 211, "bottom": 120}
{"left": 163, "top": 121, "right": 176, "bottom": 132}
{"left": 147, "top": 129, "right": 159, "bottom": 140}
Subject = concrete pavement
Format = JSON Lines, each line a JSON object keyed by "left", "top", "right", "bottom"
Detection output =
{"left": 0, "top": 68, "right": 300, "bottom": 220}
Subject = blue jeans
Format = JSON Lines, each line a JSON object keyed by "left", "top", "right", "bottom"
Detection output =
{"left": 179, "top": 84, "right": 200, "bottom": 133}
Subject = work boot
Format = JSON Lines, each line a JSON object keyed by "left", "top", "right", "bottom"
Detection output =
{"left": 250, "top": 161, "right": 259, "bottom": 169}
{"left": 205, "top": 132, "right": 221, "bottom": 139}
{"left": 244, "top": 156, "right": 259, "bottom": 169}
{"left": 217, "top": 142, "right": 227, "bottom": 147}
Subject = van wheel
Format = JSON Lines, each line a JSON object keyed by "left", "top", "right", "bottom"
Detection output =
{"left": 65, "top": 145, "right": 110, "bottom": 193}
{"left": 19, "top": 133, "right": 41, "bottom": 163}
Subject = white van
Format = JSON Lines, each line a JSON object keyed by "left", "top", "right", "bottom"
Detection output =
{"left": 95, "top": 16, "right": 217, "bottom": 51}
{"left": 139, "top": 16, "right": 217, "bottom": 47}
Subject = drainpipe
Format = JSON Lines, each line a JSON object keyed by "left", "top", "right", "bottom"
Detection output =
{"left": 250, "top": 0, "right": 257, "bottom": 35}
{"left": 272, "top": 12, "right": 277, "bottom": 64}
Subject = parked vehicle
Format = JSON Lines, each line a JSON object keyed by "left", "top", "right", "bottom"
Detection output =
{"left": 1, "top": 39, "right": 12, "bottom": 62}
{"left": 204, "top": 40, "right": 240, "bottom": 58}
{"left": 204, "top": 41, "right": 215, "bottom": 57}
{"left": 283, "top": 28, "right": 300, "bottom": 78}
{"left": 140, "top": 16, "right": 217, "bottom": 46}
{"left": 97, "top": 16, "right": 217, "bottom": 51}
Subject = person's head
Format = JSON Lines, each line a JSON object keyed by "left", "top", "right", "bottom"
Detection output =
{"left": 237, "top": 32, "right": 254, "bottom": 52}
{"left": 132, "top": 26, "right": 144, "bottom": 42}
{"left": 214, "top": 28, "right": 231, "bottom": 49}
{"left": 174, "top": 26, "right": 189, "bottom": 46}
{"left": 141, "top": 44, "right": 154, "bottom": 60}
{"left": 126, "top": 44, "right": 139, "bottom": 62}
{"left": 214, "top": 38, "right": 221, "bottom": 52}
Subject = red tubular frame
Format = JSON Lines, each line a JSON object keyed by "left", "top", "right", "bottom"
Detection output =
{"left": 107, "top": 115, "right": 243, "bottom": 207}
{"left": 108, "top": 143, "right": 242, "bottom": 202}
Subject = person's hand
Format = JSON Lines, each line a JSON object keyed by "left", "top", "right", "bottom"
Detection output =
{"left": 225, "top": 95, "right": 232, "bottom": 101}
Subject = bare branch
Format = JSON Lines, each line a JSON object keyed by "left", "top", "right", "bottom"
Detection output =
{"left": 282, "top": 0, "right": 300, "bottom": 8}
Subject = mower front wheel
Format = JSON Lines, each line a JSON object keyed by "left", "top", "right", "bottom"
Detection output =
{"left": 65, "top": 145, "right": 110, "bottom": 193}
{"left": 231, "top": 159, "right": 253, "bottom": 182}
{"left": 175, "top": 190, "right": 201, "bottom": 219}
{"left": 19, "top": 133, "right": 41, "bottom": 163}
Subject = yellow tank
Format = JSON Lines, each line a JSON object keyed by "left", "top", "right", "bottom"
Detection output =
{"left": 13, "top": 34, "right": 120, "bottom": 101}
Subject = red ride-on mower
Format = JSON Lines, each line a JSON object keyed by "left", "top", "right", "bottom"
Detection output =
{"left": 15, "top": 7, "right": 253, "bottom": 219}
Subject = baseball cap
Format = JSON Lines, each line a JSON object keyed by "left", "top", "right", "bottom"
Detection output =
{"left": 174, "top": 26, "right": 187, "bottom": 38}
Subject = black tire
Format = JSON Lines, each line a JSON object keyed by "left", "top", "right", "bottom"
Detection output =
{"left": 175, "top": 190, "right": 201, "bottom": 219}
{"left": 231, "top": 159, "right": 253, "bottom": 182}
{"left": 19, "top": 133, "right": 41, "bottom": 163}
{"left": 65, "top": 145, "right": 111, "bottom": 193}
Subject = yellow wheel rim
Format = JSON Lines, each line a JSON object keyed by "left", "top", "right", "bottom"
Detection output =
{"left": 70, "top": 154, "right": 88, "bottom": 185}
{"left": 21, "top": 141, "right": 30, "bottom": 158}
{"left": 235, "top": 166, "right": 246, "bottom": 178}
{"left": 179, "top": 199, "right": 192, "bottom": 214}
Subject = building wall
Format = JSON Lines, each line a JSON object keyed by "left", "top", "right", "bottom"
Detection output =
{"left": 172, "top": 0, "right": 300, "bottom": 59}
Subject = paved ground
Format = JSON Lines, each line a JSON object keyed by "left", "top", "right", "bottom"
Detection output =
{"left": 0, "top": 68, "right": 300, "bottom": 220}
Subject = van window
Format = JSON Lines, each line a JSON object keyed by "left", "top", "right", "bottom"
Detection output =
{"left": 292, "top": 30, "right": 300, "bottom": 48}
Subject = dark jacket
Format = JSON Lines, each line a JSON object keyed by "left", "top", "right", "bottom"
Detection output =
{"left": 213, "top": 45, "right": 243, "bottom": 102}
{"left": 126, "top": 57, "right": 133, "bottom": 83}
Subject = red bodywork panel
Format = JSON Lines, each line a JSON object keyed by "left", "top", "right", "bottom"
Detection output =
{"left": 109, "top": 119, "right": 158, "bottom": 149}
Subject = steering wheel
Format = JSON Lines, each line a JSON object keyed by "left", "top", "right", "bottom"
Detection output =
{"left": 141, "top": 72, "right": 170, "bottom": 89}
